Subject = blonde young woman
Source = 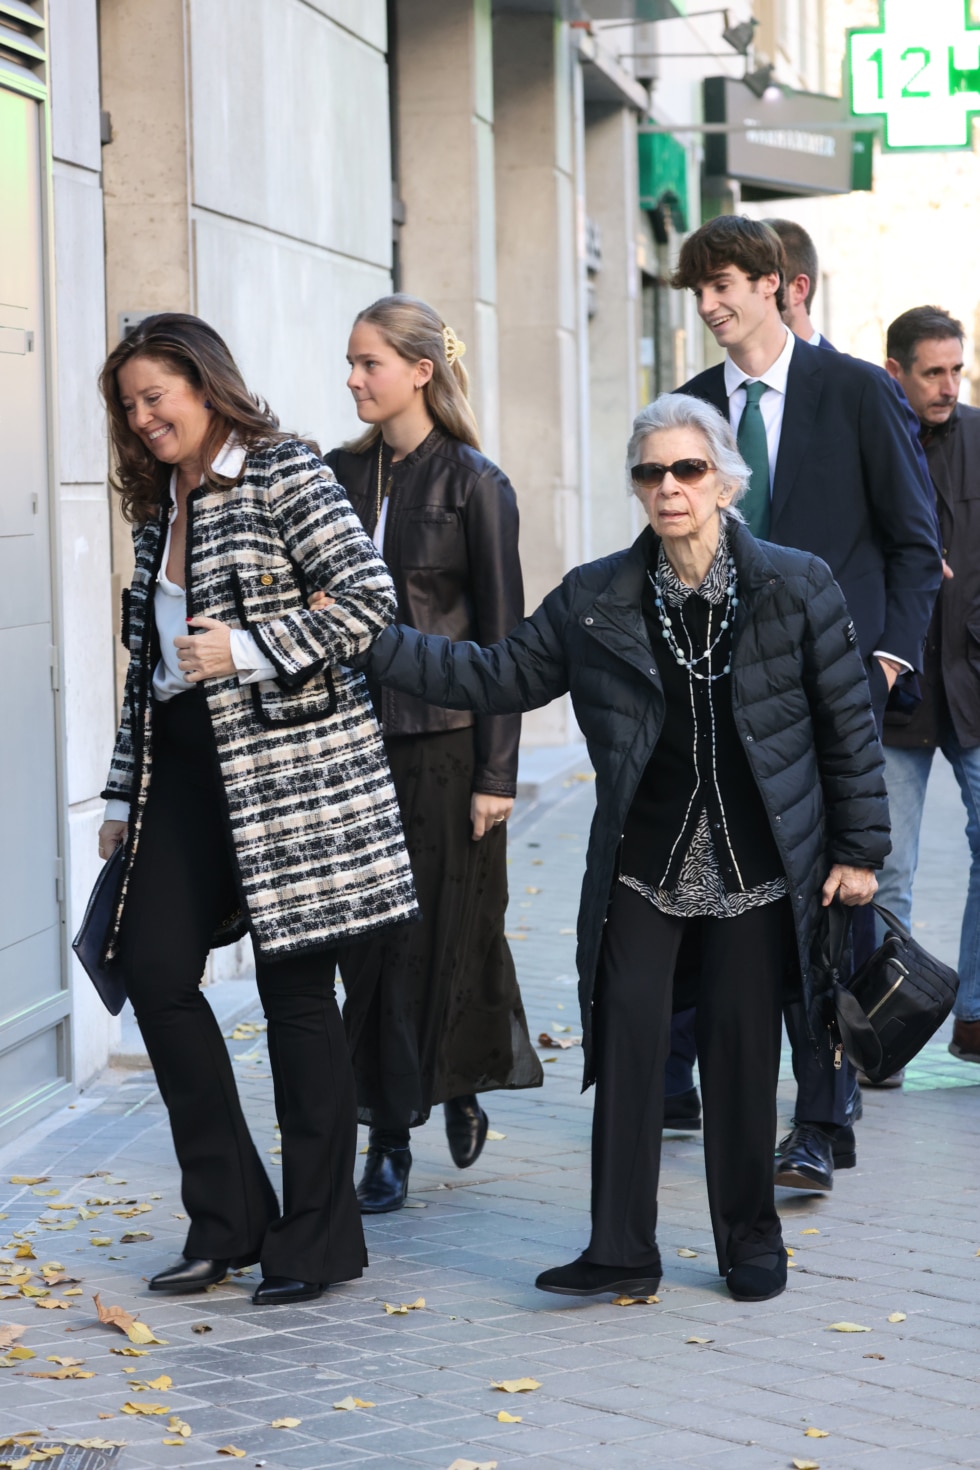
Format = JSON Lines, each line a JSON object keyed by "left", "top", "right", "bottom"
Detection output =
{"left": 312, "top": 294, "right": 542, "bottom": 1212}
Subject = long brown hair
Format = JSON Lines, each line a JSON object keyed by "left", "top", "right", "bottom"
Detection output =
{"left": 99, "top": 313, "right": 313, "bottom": 524}
{"left": 345, "top": 294, "right": 481, "bottom": 454}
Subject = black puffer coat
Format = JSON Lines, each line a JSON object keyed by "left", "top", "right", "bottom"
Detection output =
{"left": 369, "top": 520, "right": 890, "bottom": 1084}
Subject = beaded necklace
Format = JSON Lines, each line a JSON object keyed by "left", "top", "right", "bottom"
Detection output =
{"left": 648, "top": 546, "right": 737, "bottom": 682}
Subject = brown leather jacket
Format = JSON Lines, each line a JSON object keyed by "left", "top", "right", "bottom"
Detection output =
{"left": 325, "top": 429, "right": 523, "bottom": 796}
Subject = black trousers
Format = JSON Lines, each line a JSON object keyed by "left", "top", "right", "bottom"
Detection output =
{"left": 585, "top": 883, "right": 788, "bottom": 1276}
{"left": 117, "top": 691, "right": 365, "bottom": 1285}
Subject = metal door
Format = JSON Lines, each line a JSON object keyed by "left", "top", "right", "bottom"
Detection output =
{"left": 0, "top": 80, "right": 70, "bottom": 1135}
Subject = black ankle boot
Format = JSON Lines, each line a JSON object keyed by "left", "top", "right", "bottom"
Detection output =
{"left": 444, "top": 1094, "right": 489, "bottom": 1169}
{"left": 356, "top": 1141, "right": 411, "bottom": 1214}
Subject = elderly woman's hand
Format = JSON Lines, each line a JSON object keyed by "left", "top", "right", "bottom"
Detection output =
{"left": 308, "top": 590, "right": 336, "bottom": 611}
{"left": 821, "top": 864, "right": 878, "bottom": 907}
{"left": 98, "top": 820, "right": 127, "bottom": 860}
{"left": 174, "top": 617, "right": 236, "bottom": 681}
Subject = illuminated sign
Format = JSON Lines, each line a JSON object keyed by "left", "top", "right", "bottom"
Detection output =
{"left": 848, "top": 0, "right": 980, "bottom": 150}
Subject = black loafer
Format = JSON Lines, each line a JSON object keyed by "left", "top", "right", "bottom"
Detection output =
{"left": 535, "top": 1253, "right": 662, "bottom": 1298}
{"left": 252, "top": 1276, "right": 324, "bottom": 1305}
{"left": 148, "top": 1256, "right": 230, "bottom": 1294}
{"left": 774, "top": 1123, "right": 837, "bottom": 1191}
{"left": 663, "top": 1086, "right": 702, "bottom": 1131}
{"left": 356, "top": 1146, "right": 411, "bottom": 1213}
{"left": 444, "top": 1095, "right": 489, "bottom": 1169}
{"left": 727, "top": 1248, "right": 787, "bottom": 1302}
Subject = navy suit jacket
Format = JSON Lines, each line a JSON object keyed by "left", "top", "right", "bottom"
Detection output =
{"left": 816, "top": 333, "right": 933, "bottom": 490}
{"left": 679, "top": 337, "right": 941, "bottom": 671}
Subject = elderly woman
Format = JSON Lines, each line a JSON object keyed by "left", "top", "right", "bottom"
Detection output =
{"left": 96, "top": 313, "right": 417, "bottom": 1305}
{"left": 359, "top": 392, "right": 889, "bottom": 1303}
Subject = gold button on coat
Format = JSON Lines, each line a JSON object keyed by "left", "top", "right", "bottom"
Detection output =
{"left": 260, "top": 573, "right": 274, "bottom": 585}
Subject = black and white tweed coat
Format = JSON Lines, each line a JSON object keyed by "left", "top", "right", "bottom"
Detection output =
{"left": 102, "top": 438, "right": 419, "bottom": 961}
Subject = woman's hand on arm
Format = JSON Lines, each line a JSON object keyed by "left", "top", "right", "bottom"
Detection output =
{"left": 470, "top": 793, "right": 514, "bottom": 841}
{"left": 175, "top": 617, "right": 236, "bottom": 681}
{"left": 308, "top": 591, "right": 336, "bottom": 611}
{"left": 98, "top": 821, "right": 127, "bottom": 860}
{"left": 821, "top": 864, "right": 878, "bottom": 907}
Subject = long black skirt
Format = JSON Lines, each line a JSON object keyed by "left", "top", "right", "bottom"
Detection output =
{"left": 338, "top": 728, "right": 543, "bottom": 1128}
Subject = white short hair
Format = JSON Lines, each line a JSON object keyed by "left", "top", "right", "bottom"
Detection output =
{"left": 625, "top": 393, "right": 751, "bottom": 513}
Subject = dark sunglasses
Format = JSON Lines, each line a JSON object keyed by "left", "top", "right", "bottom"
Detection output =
{"left": 631, "top": 458, "right": 714, "bottom": 488}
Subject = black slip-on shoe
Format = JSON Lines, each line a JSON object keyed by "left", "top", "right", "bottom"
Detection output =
{"left": 535, "top": 1255, "right": 662, "bottom": 1298}
{"left": 252, "top": 1276, "right": 324, "bottom": 1305}
{"left": 774, "top": 1123, "right": 836, "bottom": 1191}
{"left": 663, "top": 1086, "right": 702, "bottom": 1131}
{"left": 356, "top": 1146, "right": 411, "bottom": 1213}
{"left": 444, "top": 1095, "right": 489, "bottom": 1169}
{"left": 726, "top": 1249, "right": 787, "bottom": 1302}
{"left": 148, "top": 1256, "right": 230, "bottom": 1294}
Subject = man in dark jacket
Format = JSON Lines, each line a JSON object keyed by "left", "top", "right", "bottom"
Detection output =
{"left": 664, "top": 216, "right": 941, "bottom": 1192}
{"left": 879, "top": 306, "right": 980, "bottom": 1067}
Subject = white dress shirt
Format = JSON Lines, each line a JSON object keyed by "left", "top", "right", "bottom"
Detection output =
{"left": 104, "top": 437, "right": 278, "bottom": 824}
{"left": 722, "top": 327, "right": 909, "bottom": 674}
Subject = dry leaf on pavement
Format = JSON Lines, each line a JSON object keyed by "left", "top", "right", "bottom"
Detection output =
{"left": 34, "top": 1299, "right": 69, "bottom": 1310}
{"left": 826, "top": 1322, "right": 871, "bottom": 1333}
{"left": 686, "top": 1336, "right": 713, "bottom": 1345}
{"left": 612, "top": 1295, "right": 659, "bottom": 1306}
{"left": 333, "top": 1396, "right": 375, "bottom": 1410}
{"left": 887, "top": 1312, "right": 906, "bottom": 1323}
{"left": 800, "top": 1228, "right": 820, "bottom": 1235}
{"left": 677, "top": 1248, "right": 698, "bottom": 1258}
{"left": 383, "top": 1297, "right": 425, "bottom": 1315}
{"left": 110, "top": 1348, "right": 148, "bottom": 1357}
{"left": 9, "top": 1177, "right": 48, "bottom": 1186}
{"left": 491, "top": 1378, "right": 541, "bottom": 1393}
{"left": 270, "top": 1418, "right": 301, "bottom": 1429}
{"left": 863, "top": 1353, "right": 885, "bottom": 1360}
{"left": 496, "top": 1411, "right": 522, "bottom": 1423}
{"left": 191, "top": 1324, "right": 211, "bottom": 1334}
{"left": 217, "top": 1448, "right": 246, "bottom": 1458}
{"left": 120, "top": 1402, "right": 170, "bottom": 1415}
{"left": 165, "top": 1418, "right": 191, "bottom": 1439}
{"left": 93, "top": 1293, "right": 167, "bottom": 1345}
{"left": 0, "top": 1326, "right": 25, "bottom": 1350}
{"left": 793, "top": 1461, "right": 820, "bottom": 1470}
{"left": 120, "top": 1233, "right": 153, "bottom": 1244}
{"left": 27, "top": 1366, "right": 94, "bottom": 1379}
{"left": 537, "top": 1033, "right": 580, "bottom": 1049}
{"left": 485, "top": 1131, "right": 506, "bottom": 1141}
{"left": 47, "top": 1356, "right": 84, "bottom": 1367}
{"left": 804, "top": 1427, "right": 829, "bottom": 1437}
{"left": 447, "top": 1461, "right": 498, "bottom": 1470}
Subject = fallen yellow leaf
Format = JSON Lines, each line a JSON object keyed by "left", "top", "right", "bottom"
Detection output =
{"left": 805, "top": 1427, "right": 829, "bottom": 1437}
{"left": 2, "top": 1346, "right": 35, "bottom": 1362}
{"left": 826, "top": 1321, "right": 871, "bottom": 1333}
{"left": 491, "top": 1378, "right": 541, "bottom": 1393}
{"left": 63, "top": 1289, "right": 83, "bottom": 1297}
{"left": 677, "top": 1248, "right": 698, "bottom": 1258}
{"left": 793, "top": 1461, "right": 820, "bottom": 1470}
{"left": 0, "top": 1325, "right": 26, "bottom": 1350}
{"left": 167, "top": 1417, "right": 191, "bottom": 1438}
{"left": 120, "top": 1232, "right": 154, "bottom": 1244}
{"left": 485, "top": 1131, "right": 506, "bottom": 1141}
{"left": 47, "top": 1356, "right": 84, "bottom": 1367}
{"left": 19, "top": 1285, "right": 49, "bottom": 1298}
{"left": 497, "top": 1410, "right": 522, "bottom": 1423}
{"left": 447, "top": 1462, "right": 498, "bottom": 1470}
{"left": 120, "top": 1402, "right": 170, "bottom": 1415}
{"left": 27, "top": 1366, "right": 94, "bottom": 1379}
{"left": 9, "top": 1177, "right": 48, "bottom": 1186}
{"left": 686, "top": 1336, "right": 713, "bottom": 1345}
{"left": 93, "top": 1293, "right": 167, "bottom": 1345}
{"left": 383, "top": 1297, "right": 425, "bottom": 1315}
{"left": 612, "top": 1294, "right": 659, "bottom": 1306}
{"left": 217, "top": 1448, "right": 246, "bottom": 1458}
{"left": 14, "top": 1246, "right": 35, "bottom": 1260}
{"left": 110, "top": 1348, "right": 148, "bottom": 1357}
{"left": 863, "top": 1352, "right": 885, "bottom": 1360}
{"left": 162, "top": 1439, "right": 186, "bottom": 1447}
{"left": 801, "top": 1228, "right": 820, "bottom": 1235}
{"left": 34, "top": 1299, "right": 70, "bottom": 1310}
{"left": 887, "top": 1312, "right": 907, "bottom": 1323}
{"left": 90, "top": 1238, "right": 112, "bottom": 1247}
{"left": 333, "top": 1396, "right": 375, "bottom": 1410}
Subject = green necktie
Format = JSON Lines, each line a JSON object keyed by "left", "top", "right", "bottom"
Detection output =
{"left": 737, "top": 380, "right": 771, "bottom": 539}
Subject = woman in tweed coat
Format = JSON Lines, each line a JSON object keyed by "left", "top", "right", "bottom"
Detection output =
{"left": 96, "top": 314, "right": 417, "bottom": 1306}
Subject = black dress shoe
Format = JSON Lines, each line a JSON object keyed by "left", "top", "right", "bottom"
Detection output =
{"left": 774, "top": 1123, "right": 836, "bottom": 1190}
{"left": 148, "top": 1256, "right": 230, "bottom": 1294}
{"left": 444, "top": 1095, "right": 489, "bottom": 1169}
{"left": 535, "top": 1253, "right": 662, "bottom": 1298}
{"left": 356, "top": 1146, "right": 411, "bottom": 1213}
{"left": 663, "top": 1086, "right": 702, "bottom": 1131}
{"left": 727, "top": 1248, "right": 787, "bottom": 1302}
{"left": 252, "top": 1276, "right": 324, "bottom": 1305}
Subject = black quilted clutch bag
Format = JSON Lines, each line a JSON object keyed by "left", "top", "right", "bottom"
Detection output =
{"left": 71, "top": 847, "right": 128, "bottom": 1016}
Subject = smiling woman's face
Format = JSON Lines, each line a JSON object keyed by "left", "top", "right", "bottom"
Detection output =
{"left": 632, "top": 426, "right": 733, "bottom": 543}
{"left": 116, "top": 356, "right": 212, "bottom": 471}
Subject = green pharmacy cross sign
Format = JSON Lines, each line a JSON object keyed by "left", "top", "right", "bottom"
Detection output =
{"left": 848, "top": 0, "right": 980, "bottom": 150}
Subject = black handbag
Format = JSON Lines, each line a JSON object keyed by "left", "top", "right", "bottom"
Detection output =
{"left": 71, "top": 846, "right": 128, "bottom": 1016}
{"left": 818, "top": 901, "right": 958, "bottom": 1084}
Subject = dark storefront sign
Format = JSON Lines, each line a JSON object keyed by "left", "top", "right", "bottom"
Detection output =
{"left": 704, "top": 76, "right": 875, "bottom": 199}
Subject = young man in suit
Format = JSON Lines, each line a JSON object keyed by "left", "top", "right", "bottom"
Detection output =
{"left": 663, "top": 215, "right": 942, "bottom": 1192}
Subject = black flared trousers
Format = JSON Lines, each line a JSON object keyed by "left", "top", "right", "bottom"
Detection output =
{"left": 584, "top": 882, "right": 790, "bottom": 1276}
{"left": 117, "top": 691, "right": 365, "bottom": 1285}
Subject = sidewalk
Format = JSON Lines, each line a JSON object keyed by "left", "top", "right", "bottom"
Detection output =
{"left": 1, "top": 764, "right": 978, "bottom": 1470}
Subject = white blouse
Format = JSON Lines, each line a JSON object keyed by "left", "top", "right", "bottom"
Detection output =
{"left": 104, "top": 438, "right": 277, "bottom": 825}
